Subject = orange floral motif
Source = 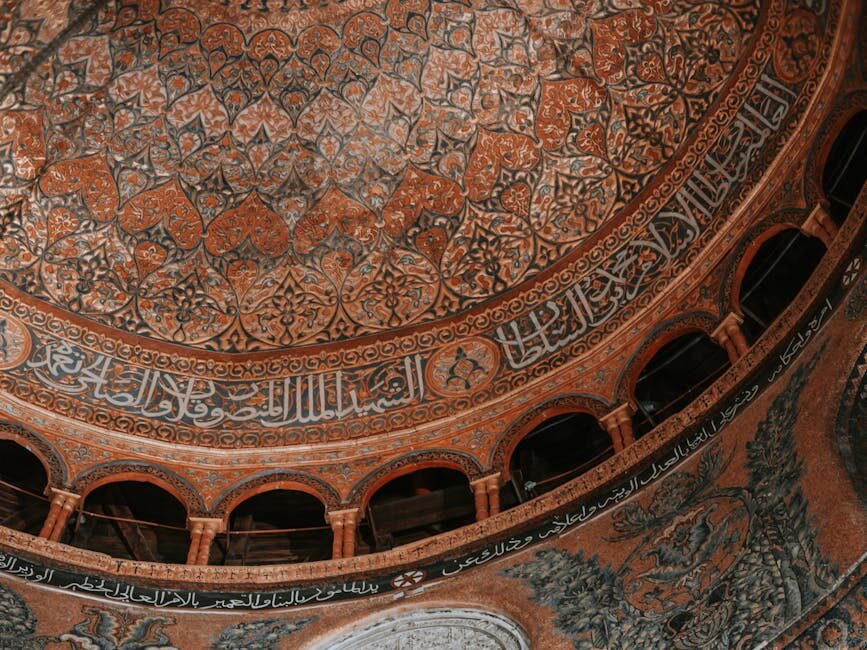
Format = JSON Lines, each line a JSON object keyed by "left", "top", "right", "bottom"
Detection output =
{"left": 40, "top": 155, "right": 119, "bottom": 222}
{"left": 590, "top": 9, "right": 657, "bottom": 84}
{"left": 294, "top": 187, "right": 377, "bottom": 255}
{"left": 342, "top": 241, "right": 439, "bottom": 329}
{"left": 536, "top": 79, "right": 607, "bottom": 151}
{"left": 134, "top": 241, "right": 167, "bottom": 278}
{"left": 248, "top": 29, "right": 294, "bottom": 83}
{"left": 386, "top": 0, "right": 429, "bottom": 38}
{"left": 0, "top": 110, "right": 45, "bottom": 181}
{"left": 382, "top": 166, "right": 463, "bottom": 236}
{"left": 118, "top": 180, "right": 203, "bottom": 249}
{"left": 240, "top": 263, "right": 337, "bottom": 346}
{"left": 465, "top": 129, "right": 539, "bottom": 202}
{"left": 343, "top": 12, "right": 388, "bottom": 67}
{"left": 205, "top": 192, "right": 289, "bottom": 257}
{"left": 156, "top": 8, "right": 201, "bottom": 58}
{"left": 774, "top": 10, "right": 819, "bottom": 84}
{"left": 0, "top": 0, "right": 770, "bottom": 349}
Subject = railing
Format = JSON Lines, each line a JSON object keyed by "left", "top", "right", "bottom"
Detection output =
{"left": 0, "top": 184, "right": 859, "bottom": 587}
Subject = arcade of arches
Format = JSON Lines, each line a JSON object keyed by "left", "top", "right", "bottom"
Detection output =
{"left": 0, "top": 0, "right": 864, "bottom": 646}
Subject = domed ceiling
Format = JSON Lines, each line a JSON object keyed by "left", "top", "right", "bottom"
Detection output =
{"left": 0, "top": 0, "right": 827, "bottom": 447}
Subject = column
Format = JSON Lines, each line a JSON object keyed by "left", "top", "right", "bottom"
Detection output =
{"left": 327, "top": 510, "right": 345, "bottom": 560}
{"left": 801, "top": 201, "right": 839, "bottom": 247}
{"left": 484, "top": 475, "right": 501, "bottom": 517}
{"left": 470, "top": 478, "right": 489, "bottom": 521}
{"left": 186, "top": 520, "right": 203, "bottom": 565}
{"left": 342, "top": 508, "right": 358, "bottom": 559}
{"left": 186, "top": 517, "right": 223, "bottom": 566}
{"left": 711, "top": 312, "right": 749, "bottom": 364}
{"left": 601, "top": 403, "right": 635, "bottom": 453}
{"left": 38, "top": 488, "right": 80, "bottom": 541}
{"left": 326, "top": 508, "right": 360, "bottom": 559}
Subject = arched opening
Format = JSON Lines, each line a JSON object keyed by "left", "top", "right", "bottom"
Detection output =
{"left": 822, "top": 110, "right": 867, "bottom": 224}
{"left": 737, "top": 229, "right": 826, "bottom": 342}
{"left": 507, "top": 412, "right": 613, "bottom": 504}
{"left": 215, "top": 489, "right": 331, "bottom": 565}
{"left": 633, "top": 333, "right": 730, "bottom": 437}
{"left": 0, "top": 440, "right": 50, "bottom": 535}
{"left": 361, "top": 468, "right": 474, "bottom": 552}
{"left": 67, "top": 481, "right": 189, "bottom": 564}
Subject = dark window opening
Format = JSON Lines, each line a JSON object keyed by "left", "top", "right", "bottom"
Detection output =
{"left": 738, "top": 229, "right": 826, "bottom": 342}
{"left": 215, "top": 490, "right": 331, "bottom": 566}
{"left": 0, "top": 441, "right": 49, "bottom": 536}
{"left": 68, "top": 481, "right": 189, "bottom": 564}
{"left": 822, "top": 110, "right": 867, "bottom": 224}
{"left": 634, "top": 333, "right": 730, "bottom": 437}
{"left": 507, "top": 412, "right": 613, "bottom": 505}
{"left": 361, "top": 468, "right": 474, "bottom": 553}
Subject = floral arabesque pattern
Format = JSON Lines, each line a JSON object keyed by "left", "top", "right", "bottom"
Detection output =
{"left": 503, "top": 352, "right": 836, "bottom": 649}
{"left": 0, "top": 0, "right": 761, "bottom": 351}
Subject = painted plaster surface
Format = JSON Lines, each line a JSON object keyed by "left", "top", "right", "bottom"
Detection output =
{"left": 0, "top": 0, "right": 862, "bottom": 645}
{"left": 0, "top": 0, "right": 766, "bottom": 349}
{"left": 0, "top": 0, "right": 849, "bottom": 453}
{"left": 0, "top": 258, "right": 862, "bottom": 648}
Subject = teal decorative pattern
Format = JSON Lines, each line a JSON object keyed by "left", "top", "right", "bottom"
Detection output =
{"left": 504, "top": 352, "right": 836, "bottom": 649}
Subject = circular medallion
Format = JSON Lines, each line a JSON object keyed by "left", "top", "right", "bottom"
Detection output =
{"left": 425, "top": 337, "right": 500, "bottom": 397}
{"left": 0, "top": 315, "right": 31, "bottom": 370}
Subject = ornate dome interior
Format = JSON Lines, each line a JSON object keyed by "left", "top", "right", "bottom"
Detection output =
{"left": 0, "top": 0, "right": 864, "bottom": 646}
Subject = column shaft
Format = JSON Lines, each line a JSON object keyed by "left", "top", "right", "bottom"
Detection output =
{"left": 471, "top": 479, "right": 489, "bottom": 521}
{"left": 38, "top": 498, "right": 63, "bottom": 539}
{"left": 186, "top": 521, "right": 204, "bottom": 565}
{"left": 616, "top": 409, "right": 635, "bottom": 447}
{"left": 485, "top": 476, "right": 501, "bottom": 516}
{"left": 328, "top": 512, "right": 345, "bottom": 560}
{"left": 196, "top": 525, "right": 217, "bottom": 565}
{"left": 342, "top": 510, "right": 357, "bottom": 559}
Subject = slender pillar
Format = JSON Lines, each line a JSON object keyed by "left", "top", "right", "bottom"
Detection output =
{"left": 802, "top": 201, "right": 839, "bottom": 247}
{"left": 342, "top": 508, "right": 358, "bottom": 559}
{"left": 470, "top": 478, "right": 489, "bottom": 521}
{"left": 38, "top": 496, "right": 63, "bottom": 540}
{"left": 484, "top": 475, "right": 501, "bottom": 517}
{"left": 601, "top": 403, "right": 635, "bottom": 452}
{"left": 196, "top": 520, "right": 220, "bottom": 565}
{"left": 38, "top": 489, "right": 80, "bottom": 541}
{"left": 711, "top": 312, "right": 749, "bottom": 364}
{"left": 615, "top": 405, "right": 635, "bottom": 447}
{"left": 327, "top": 510, "right": 345, "bottom": 560}
{"left": 326, "top": 508, "right": 360, "bottom": 559}
{"left": 186, "top": 520, "right": 204, "bottom": 565}
{"left": 187, "top": 517, "right": 223, "bottom": 566}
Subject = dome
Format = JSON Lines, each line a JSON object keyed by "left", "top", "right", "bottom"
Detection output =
{"left": 0, "top": 0, "right": 863, "bottom": 645}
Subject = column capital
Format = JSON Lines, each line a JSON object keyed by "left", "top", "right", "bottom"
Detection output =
{"left": 802, "top": 201, "right": 838, "bottom": 246}
{"left": 711, "top": 311, "right": 743, "bottom": 341}
{"left": 47, "top": 487, "right": 81, "bottom": 504}
{"left": 601, "top": 402, "right": 634, "bottom": 427}
{"left": 326, "top": 507, "right": 360, "bottom": 524}
{"left": 471, "top": 473, "right": 502, "bottom": 488}
{"left": 187, "top": 517, "right": 224, "bottom": 533}
{"left": 711, "top": 311, "right": 749, "bottom": 360}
